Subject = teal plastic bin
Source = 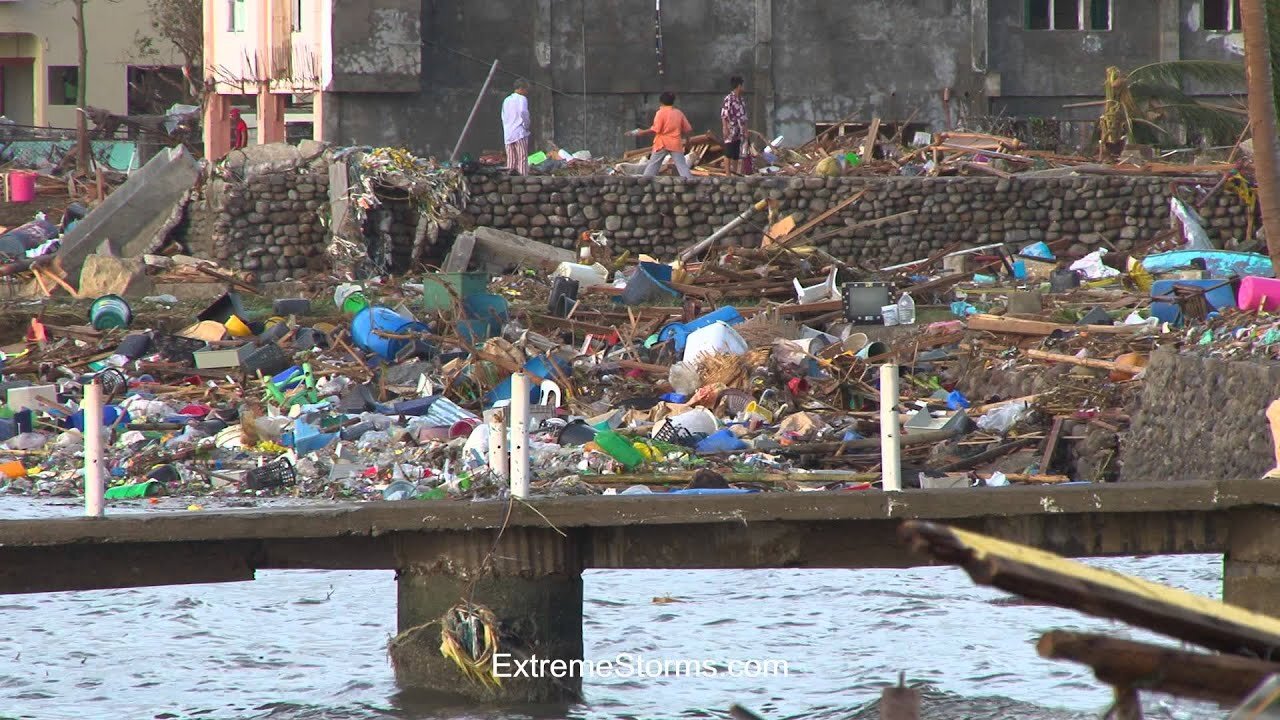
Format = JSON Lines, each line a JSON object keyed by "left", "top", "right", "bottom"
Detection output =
{"left": 422, "top": 272, "right": 489, "bottom": 311}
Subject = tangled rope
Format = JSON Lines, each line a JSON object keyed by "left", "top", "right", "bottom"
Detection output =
{"left": 439, "top": 602, "right": 503, "bottom": 689}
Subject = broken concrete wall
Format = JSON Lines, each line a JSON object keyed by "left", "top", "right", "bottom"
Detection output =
{"left": 456, "top": 174, "right": 1251, "bottom": 267}
{"left": 1121, "top": 349, "right": 1278, "bottom": 482}
{"left": 56, "top": 145, "right": 200, "bottom": 274}
{"left": 211, "top": 167, "right": 331, "bottom": 282}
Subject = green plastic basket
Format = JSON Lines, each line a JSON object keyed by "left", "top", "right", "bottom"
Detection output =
{"left": 422, "top": 272, "right": 489, "bottom": 311}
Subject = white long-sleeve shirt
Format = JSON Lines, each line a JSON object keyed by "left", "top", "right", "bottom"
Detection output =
{"left": 501, "top": 92, "right": 531, "bottom": 144}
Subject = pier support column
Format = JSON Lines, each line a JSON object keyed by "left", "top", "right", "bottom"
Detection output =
{"left": 1224, "top": 507, "right": 1280, "bottom": 616}
{"left": 389, "top": 527, "right": 583, "bottom": 702}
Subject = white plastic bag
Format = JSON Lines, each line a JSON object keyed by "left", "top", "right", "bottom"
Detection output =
{"left": 975, "top": 401, "right": 1029, "bottom": 434}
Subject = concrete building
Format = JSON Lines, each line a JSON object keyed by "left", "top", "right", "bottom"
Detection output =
{"left": 0, "top": 0, "right": 179, "bottom": 130}
{"left": 202, "top": 0, "right": 420, "bottom": 159}
{"left": 203, "top": 0, "right": 1247, "bottom": 161}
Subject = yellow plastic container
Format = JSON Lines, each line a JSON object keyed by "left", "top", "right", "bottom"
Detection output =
{"left": 224, "top": 315, "right": 252, "bottom": 337}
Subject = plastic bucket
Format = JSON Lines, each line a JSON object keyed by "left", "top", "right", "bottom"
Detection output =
{"left": 7, "top": 171, "right": 36, "bottom": 203}
{"left": 89, "top": 295, "right": 133, "bottom": 330}
{"left": 351, "top": 306, "right": 428, "bottom": 361}
{"left": 658, "top": 306, "right": 744, "bottom": 353}
{"left": 621, "top": 262, "right": 680, "bottom": 305}
{"left": 682, "top": 321, "right": 748, "bottom": 362}
{"left": 547, "top": 276, "right": 579, "bottom": 317}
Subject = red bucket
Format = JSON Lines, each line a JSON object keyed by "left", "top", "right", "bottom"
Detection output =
{"left": 7, "top": 171, "right": 36, "bottom": 203}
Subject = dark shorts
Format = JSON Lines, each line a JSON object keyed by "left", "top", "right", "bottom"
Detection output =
{"left": 723, "top": 139, "right": 742, "bottom": 160}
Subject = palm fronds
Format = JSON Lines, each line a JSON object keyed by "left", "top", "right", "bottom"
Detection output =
{"left": 1128, "top": 60, "right": 1246, "bottom": 90}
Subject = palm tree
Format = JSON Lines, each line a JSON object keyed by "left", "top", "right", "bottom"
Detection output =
{"left": 1242, "top": 0, "right": 1280, "bottom": 271}
{"left": 1097, "top": 61, "right": 1246, "bottom": 156}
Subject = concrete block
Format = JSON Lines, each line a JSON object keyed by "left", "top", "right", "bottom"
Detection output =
{"left": 79, "top": 255, "right": 155, "bottom": 298}
{"left": 57, "top": 146, "right": 200, "bottom": 275}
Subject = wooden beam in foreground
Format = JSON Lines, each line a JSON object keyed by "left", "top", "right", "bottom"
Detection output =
{"left": 898, "top": 520, "right": 1280, "bottom": 657}
{"left": 1038, "top": 630, "right": 1280, "bottom": 707}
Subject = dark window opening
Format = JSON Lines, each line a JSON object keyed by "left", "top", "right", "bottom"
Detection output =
{"left": 1204, "top": 0, "right": 1232, "bottom": 30}
{"left": 1233, "top": 0, "right": 1242, "bottom": 30}
{"left": 48, "top": 66, "right": 78, "bottom": 106}
{"left": 1026, "top": 0, "right": 1050, "bottom": 29}
{"left": 1088, "top": 0, "right": 1110, "bottom": 30}
{"left": 1054, "top": 0, "right": 1081, "bottom": 30}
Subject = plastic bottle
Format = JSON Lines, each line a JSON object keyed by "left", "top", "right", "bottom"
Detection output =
{"left": 897, "top": 292, "right": 916, "bottom": 325}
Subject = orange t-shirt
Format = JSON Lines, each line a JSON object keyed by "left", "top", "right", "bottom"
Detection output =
{"left": 650, "top": 105, "right": 692, "bottom": 153}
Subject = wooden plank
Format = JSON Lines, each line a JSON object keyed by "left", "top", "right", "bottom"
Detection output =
{"left": 1025, "top": 349, "right": 1140, "bottom": 374}
{"left": 967, "top": 314, "right": 1150, "bottom": 337}
{"left": 775, "top": 189, "right": 869, "bottom": 248}
{"left": 899, "top": 521, "right": 1280, "bottom": 658}
{"left": 1038, "top": 630, "right": 1280, "bottom": 707}
{"left": 761, "top": 214, "right": 797, "bottom": 247}
{"left": 860, "top": 116, "right": 881, "bottom": 159}
{"left": 1038, "top": 417, "right": 1065, "bottom": 475}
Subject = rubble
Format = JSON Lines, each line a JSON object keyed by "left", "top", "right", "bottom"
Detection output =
{"left": 0, "top": 129, "right": 1273, "bottom": 505}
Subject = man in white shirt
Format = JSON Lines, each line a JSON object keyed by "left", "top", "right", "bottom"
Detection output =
{"left": 501, "top": 79, "right": 532, "bottom": 175}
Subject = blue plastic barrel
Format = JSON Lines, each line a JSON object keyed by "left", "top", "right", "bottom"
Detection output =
{"left": 351, "top": 306, "right": 428, "bottom": 361}
{"left": 658, "top": 306, "right": 744, "bottom": 353}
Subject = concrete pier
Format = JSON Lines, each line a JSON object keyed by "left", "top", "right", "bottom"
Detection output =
{"left": 1224, "top": 507, "right": 1280, "bottom": 616}
{"left": 3, "top": 481, "right": 1280, "bottom": 701}
{"left": 389, "top": 528, "right": 584, "bottom": 702}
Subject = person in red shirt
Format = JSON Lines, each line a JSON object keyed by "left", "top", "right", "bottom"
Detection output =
{"left": 632, "top": 91, "right": 693, "bottom": 179}
{"left": 229, "top": 108, "right": 249, "bottom": 150}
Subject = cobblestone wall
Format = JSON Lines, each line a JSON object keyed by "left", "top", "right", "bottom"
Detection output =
{"left": 211, "top": 169, "right": 331, "bottom": 282}
{"left": 458, "top": 174, "right": 1251, "bottom": 266}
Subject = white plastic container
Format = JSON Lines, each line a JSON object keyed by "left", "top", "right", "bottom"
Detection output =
{"left": 652, "top": 407, "right": 719, "bottom": 439}
{"left": 682, "top": 321, "right": 749, "bottom": 362}
{"left": 553, "top": 262, "right": 610, "bottom": 288}
{"left": 881, "top": 305, "right": 900, "bottom": 326}
{"left": 897, "top": 292, "right": 916, "bottom": 325}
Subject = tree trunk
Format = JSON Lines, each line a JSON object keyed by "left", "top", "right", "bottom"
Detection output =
{"left": 1245, "top": 0, "right": 1280, "bottom": 269}
{"left": 74, "top": 0, "right": 90, "bottom": 176}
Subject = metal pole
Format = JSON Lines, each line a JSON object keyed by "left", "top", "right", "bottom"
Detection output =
{"left": 509, "top": 371, "right": 531, "bottom": 498}
{"left": 450, "top": 59, "right": 500, "bottom": 164}
{"left": 679, "top": 198, "right": 768, "bottom": 263}
{"left": 488, "top": 410, "right": 509, "bottom": 481}
{"left": 83, "top": 380, "right": 105, "bottom": 517}
{"left": 879, "top": 364, "right": 902, "bottom": 492}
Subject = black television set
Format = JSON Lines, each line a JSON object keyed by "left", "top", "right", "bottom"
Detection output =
{"left": 842, "top": 282, "right": 892, "bottom": 324}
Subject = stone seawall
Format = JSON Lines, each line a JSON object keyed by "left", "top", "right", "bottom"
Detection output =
{"left": 191, "top": 170, "right": 1254, "bottom": 276}
{"left": 458, "top": 174, "right": 1251, "bottom": 267}
{"left": 1121, "top": 349, "right": 1278, "bottom": 482}
{"left": 210, "top": 168, "right": 331, "bottom": 282}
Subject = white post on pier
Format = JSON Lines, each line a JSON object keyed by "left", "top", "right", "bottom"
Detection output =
{"left": 83, "top": 380, "right": 105, "bottom": 517}
{"left": 879, "top": 364, "right": 902, "bottom": 492}
{"left": 509, "top": 371, "right": 531, "bottom": 498}
{"left": 488, "top": 410, "right": 509, "bottom": 480}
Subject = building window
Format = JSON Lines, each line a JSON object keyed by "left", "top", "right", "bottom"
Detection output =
{"left": 229, "top": 0, "right": 247, "bottom": 32}
{"left": 1026, "top": 0, "right": 1111, "bottom": 30}
{"left": 292, "top": 0, "right": 302, "bottom": 32}
{"left": 1203, "top": 0, "right": 1241, "bottom": 31}
{"left": 48, "top": 66, "right": 78, "bottom": 105}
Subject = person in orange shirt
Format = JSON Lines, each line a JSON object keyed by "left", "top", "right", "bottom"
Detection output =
{"left": 631, "top": 91, "right": 693, "bottom": 179}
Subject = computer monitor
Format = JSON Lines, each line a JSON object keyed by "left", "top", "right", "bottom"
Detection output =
{"left": 842, "top": 282, "right": 892, "bottom": 324}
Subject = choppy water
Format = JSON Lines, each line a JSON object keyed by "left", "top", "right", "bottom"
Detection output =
{"left": 0, "top": 498, "right": 1226, "bottom": 720}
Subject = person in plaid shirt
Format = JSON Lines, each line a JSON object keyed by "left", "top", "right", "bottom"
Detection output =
{"left": 720, "top": 76, "right": 748, "bottom": 174}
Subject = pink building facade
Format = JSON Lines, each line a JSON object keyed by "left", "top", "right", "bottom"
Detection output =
{"left": 202, "top": 0, "right": 332, "bottom": 160}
